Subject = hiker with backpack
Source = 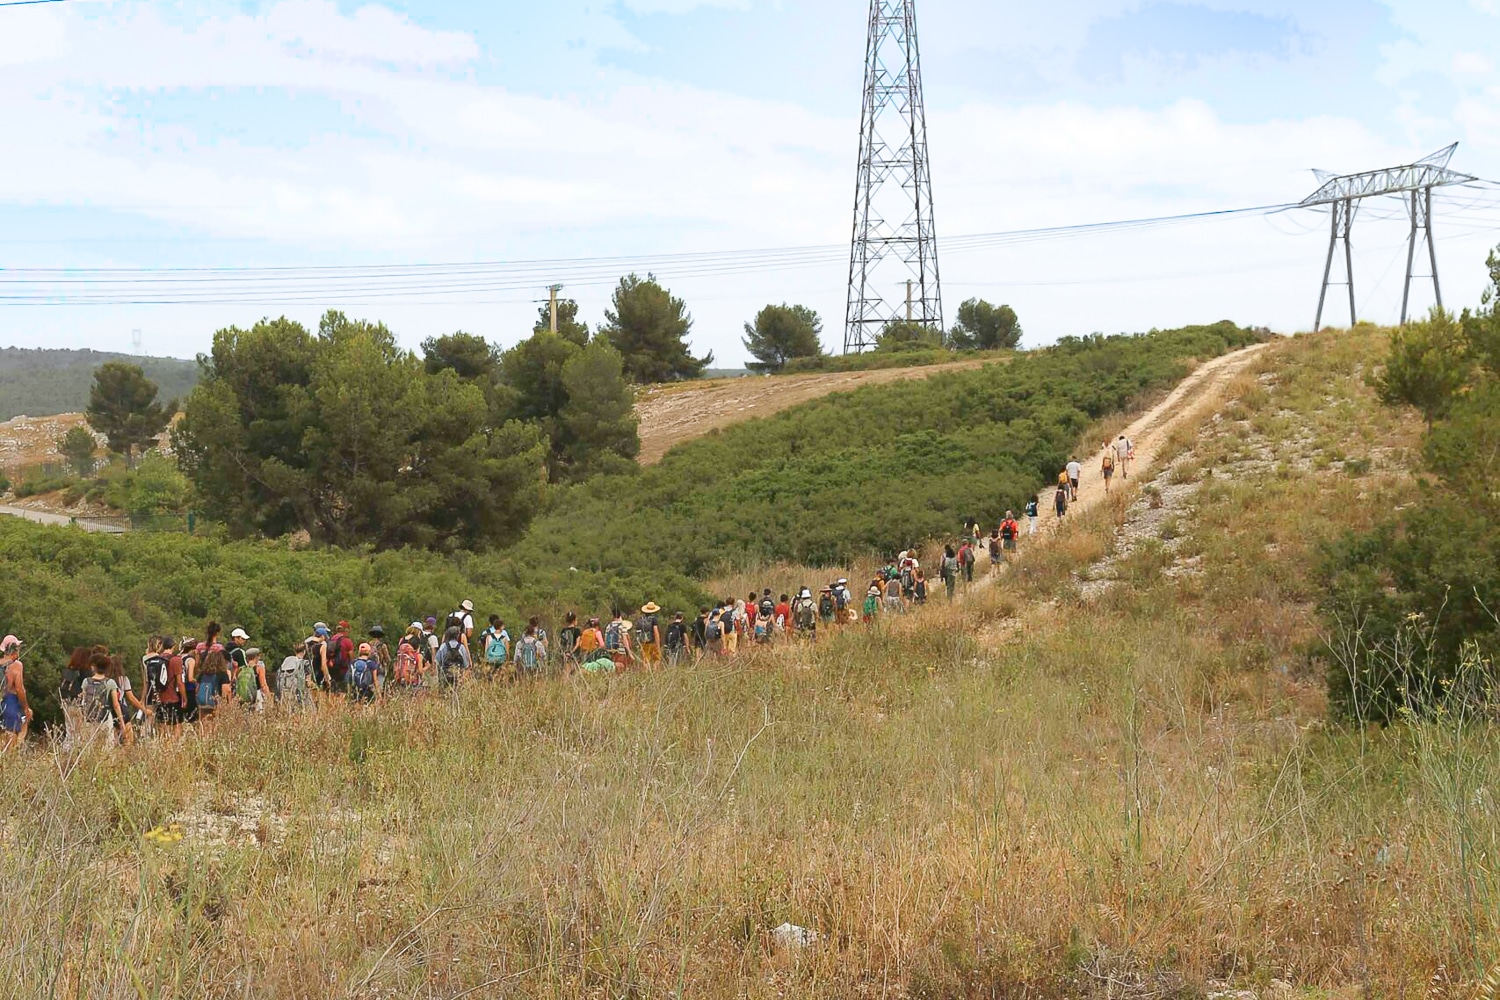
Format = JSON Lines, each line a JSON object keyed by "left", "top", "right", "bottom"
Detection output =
{"left": 348, "top": 643, "right": 382, "bottom": 704}
{"left": 367, "top": 626, "right": 390, "bottom": 674}
{"left": 447, "top": 600, "right": 476, "bottom": 645}
{"left": 940, "top": 545, "right": 959, "bottom": 600}
{"left": 81, "top": 652, "right": 124, "bottom": 745}
{"left": 1066, "top": 458, "right": 1082, "bottom": 501}
{"left": 481, "top": 616, "right": 510, "bottom": 680}
{"left": 690, "top": 608, "right": 709, "bottom": 655}
{"left": 958, "top": 539, "right": 976, "bottom": 585}
{"left": 306, "top": 623, "right": 331, "bottom": 692}
{"left": 513, "top": 625, "right": 546, "bottom": 677}
{"left": 1055, "top": 483, "right": 1069, "bottom": 519}
{"left": 196, "top": 647, "right": 229, "bottom": 733}
{"left": 818, "top": 587, "right": 836, "bottom": 627}
{"left": 557, "top": 613, "right": 583, "bottom": 674}
{"left": 394, "top": 629, "right": 423, "bottom": 689}
{"left": 605, "top": 610, "right": 635, "bottom": 670}
{"left": 913, "top": 569, "right": 929, "bottom": 604}
{"left": 664, "top": 612, "right": 689, "bottom": 665}
{"left": 578, "top": 617, "right": 613, "bottom": 672}
{"left": 1025, "top": 495, "right": 1040, "bottom": 535}
{"left": 1, "top": 635, "right": 32, "bottom": 750}
{"left": 792, "top": 588, "right": 817, "bottom": 639}
{"left": 831, "top": 579, "right": 856, "bottom": 624}
{"left": 1000, "top": 511, "right": 1020, "bottom": 557}
{"left": 328, "top": 622, "right": 355, "bottom": 692}
{"left": 435, "top": 628, "right": 470, "bottom": 688}
{"left": 1116, "top": 435, "right": 1134, "bottom": 479}
{"left": 637, "top": 604, "right": 663, "bottom": 668}
{"left": 774, "top": 594, "right": 791, "bottom": 637}
{"left": 884, "top": 573, "right": 903, "bottom": 615}
{"left": 235, "top": 647, "right": 272, "bottom": 713}
{"left": 988, "top": 529, "right": 1003, "bottom": 572}
{"left": 863, "top": 583, "right": 881, "bottom": 623}
{"left": 1102, "top": 445, "right": 1117, "bottom": 494}
{"left": 278, "top": 642, "right": 313, "bottom": 713}
{"left": 146, "top": 637, "right": 186, "bottom": 739}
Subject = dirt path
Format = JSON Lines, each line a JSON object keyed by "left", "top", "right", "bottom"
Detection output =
{"left": 1035, "top": 342, "right": 1271, "bottom": 537}
{"left": 635, "top": 358, "right": 992, "bottom": 465}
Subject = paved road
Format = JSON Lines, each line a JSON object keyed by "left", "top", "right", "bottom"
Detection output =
{"left": 0, "top": 504, "right": 128, "bottom": 533}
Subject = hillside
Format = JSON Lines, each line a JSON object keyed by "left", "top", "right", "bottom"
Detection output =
{"left": 5, "top": 324, "right": 1488, "bottom": 997}
{"left": 0, "top": 346, "right": 197, "bottom": 421}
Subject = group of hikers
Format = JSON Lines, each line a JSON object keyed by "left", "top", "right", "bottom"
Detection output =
{"left": 0, "top": 513, "right": 1045, "bottom": 748}
{"left": 0, "top": 438, "right": 1147, "bottom": 750}
{"left": 1051, "top": 434, "right": 1135, "bottom": 518}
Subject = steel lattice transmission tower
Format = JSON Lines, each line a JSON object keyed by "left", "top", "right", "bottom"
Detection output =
{"left": 1302, "top": 143, "right": 1475, "bottom": 331}
{"left": 844, "top": 0, "right": 943, "bottom": 354}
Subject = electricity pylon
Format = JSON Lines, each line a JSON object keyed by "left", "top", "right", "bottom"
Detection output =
{"left": 844, "top": 0, "right": 943, "bottom": 353}
{"left": 1302, "top": 143, "right": 1475, "bottom": 331}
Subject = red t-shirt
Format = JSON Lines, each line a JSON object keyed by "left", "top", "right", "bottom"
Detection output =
{"left": 774, "top": 602, "right": 791, "bottom": 626}
{"left": 161, "top": 655, "right": 185, "bottom": 705}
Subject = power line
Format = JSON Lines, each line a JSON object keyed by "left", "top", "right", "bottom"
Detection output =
{"left": 0, "top": 0, "right": 69, "bottom": 7}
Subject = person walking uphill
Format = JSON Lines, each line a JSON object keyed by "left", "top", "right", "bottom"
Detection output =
{"left": 1066, "top": 458, "right": 1082, "bottom": 501}
{"left": 1055, "top": 482, "right": 1069, "bottom": 519}
{"left": 637, "top": 604, "right": 663, "bottom": 668}
{"left": 940, "top": 545, "right": 959, "bottom": 600}
{"left": 0, "top": 636, "right": 33, "bottom": 750}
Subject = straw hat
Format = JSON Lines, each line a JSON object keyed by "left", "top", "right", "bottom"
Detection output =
{"left": 641, "top": 602, "right": 661, "bottom": 614}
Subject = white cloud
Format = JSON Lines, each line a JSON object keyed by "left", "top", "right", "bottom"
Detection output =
{"left": 618, "top": 0, "right": 751, "bottom": 13}
{"left": 1, "top": 0, "right": 1498, "bottom": 361}
{"left": 1453, "top": 51, "right": 1495, "bottom": 75}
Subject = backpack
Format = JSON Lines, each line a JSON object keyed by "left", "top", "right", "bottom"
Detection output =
{"left": 834, "top": 589, "right": 849, "bottom": 611}
{"left": 437, "top": 640, "right": 464, "bottom": 670}
{"left": 485, "top": 634, "right": 509, "bottom": 666}
{"left": 393, "top": 647, "right": 419, "bottom": 685}
{"left": 665, "top": 622, "right": 688, "bottom": 648}
{"left": 819, "top": 595, "right": 835, "bottom": 618}
{"left": 277, "top": 657, "right": 306, "bottom": 696}
{"left": 350, "top": 657, "right": 376, "bottom": 692}
{"left": 754, "top": 618, "right": 770, "bottom": 642}
{"left": 606, "top": 621, "right": 627, "bottom": 651}
{"left": 942, "top": 555, "right": 958, "bottom": 579}
{"left": 759, "top": 599, "right": 775, "bottom": 619}
{"left": 705, "top": 615, "right": 723, "bottom": 642}
{"left": 235, "top": 663, "right": 258, "bottom": 704}
{"left": 328, "top": 636, "right": 350, "bottom": 677}
{"left": 144, "top": 655, "right": 169, "bottom": 700}
{"left": 81, "top": 677, "right": 113, "bottom": 724}
{"left": 446, "top": 611, "right": 467, "bottom": 634}
{"left": 516, "top": 636, "right": 541, "bottom": 671}
{"left": 796, "top": 600, "right": 816, "bottom": 629}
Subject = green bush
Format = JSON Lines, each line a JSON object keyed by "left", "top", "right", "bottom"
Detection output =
{"left": 14, "top": 471, "right": 75, "bottom": 499}
{"left": 507, "top": 321, "right": 1262, "bottom": 573}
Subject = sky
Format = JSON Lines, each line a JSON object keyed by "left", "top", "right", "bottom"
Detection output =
{"left": 0, "top": 0, "right": 1498, "bottom": 364}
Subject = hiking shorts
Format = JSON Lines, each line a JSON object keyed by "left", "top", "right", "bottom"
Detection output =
{"left": 640, "top": 642, "right": 661, "bottom": 666}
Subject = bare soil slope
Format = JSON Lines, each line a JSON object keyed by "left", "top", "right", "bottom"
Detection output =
{"left": 634, "top": 359, "right": 990, "bottom": 464}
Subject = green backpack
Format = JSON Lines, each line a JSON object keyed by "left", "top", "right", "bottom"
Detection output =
{"left": 235, "top": 664, "right": 258, "bottom": 704}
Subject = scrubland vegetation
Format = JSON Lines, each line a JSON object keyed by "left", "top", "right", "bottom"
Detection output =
{"left": 5, "top": 323, "right": 1498, "bottom": 998}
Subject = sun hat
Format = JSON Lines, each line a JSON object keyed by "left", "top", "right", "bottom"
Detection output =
{"left": 461, "top": 600, "right": 474, "bottom": 612}
{"left": 246, "top": 647, "right": 262, "bottom": 659}
{"left": 0, "top": 635, "right": 20, "bottom": 652}
{"left": 641, "top": 602, "right": 661, "bottom": 614}
{"left": 368, "top": 625, "right": 385, "bottom": 638}
{"left": 230, "top": 627, "right": 249, "bottom": 640}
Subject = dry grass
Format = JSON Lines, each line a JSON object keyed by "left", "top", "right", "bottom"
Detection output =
{"left": 3, "top": 328, "right": 1494, "bottom": 998}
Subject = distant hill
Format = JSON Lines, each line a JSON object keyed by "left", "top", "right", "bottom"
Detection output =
{"left": 0, "top": 347, "right": 198, "bottom": 421}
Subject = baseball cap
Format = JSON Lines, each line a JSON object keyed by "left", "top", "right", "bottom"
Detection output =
{"left": 230, "top": 628, "right": 249, "bottom": 640}
{"left": 246, "top": 647, "right": 262, "bottom": 658}
{"left": 314, "top": 626, "right": 330, "bottom": 637}
{"left": 425, "top": 616, "right": 437, "bottom": 626}
{"left": 408, "top": 621, "right": 423, "bottom": 631}
{"left": 0, "top": 635, "right": 21, "bottom": 652}
{"left": 337, "top": 620, "right": 350, "bottom": 630}
{"left": 358, "top": 642, "right": 372, "bottom": 656}
{"left": 313, "top": 621, "right": 329, "bottom": 632}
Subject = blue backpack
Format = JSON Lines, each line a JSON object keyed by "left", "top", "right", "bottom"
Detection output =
{"left": 350, "top": 657, "right": 376, "bottom": 692}
{"left": 516, "top": 636, "right": 541, "bottom": 671}
{"left": 485, "top": 632, "right": 509, "bottom": 666}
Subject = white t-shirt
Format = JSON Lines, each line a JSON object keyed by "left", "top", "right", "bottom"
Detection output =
{"left": 1066, "top": 461, "right": 1081, "bottom": 480}
{"left": 450, "top": 611, "right": 474, "bottom": 635}
{"left": 1117, "top": 438, "right": 1133, "bottom": 458}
